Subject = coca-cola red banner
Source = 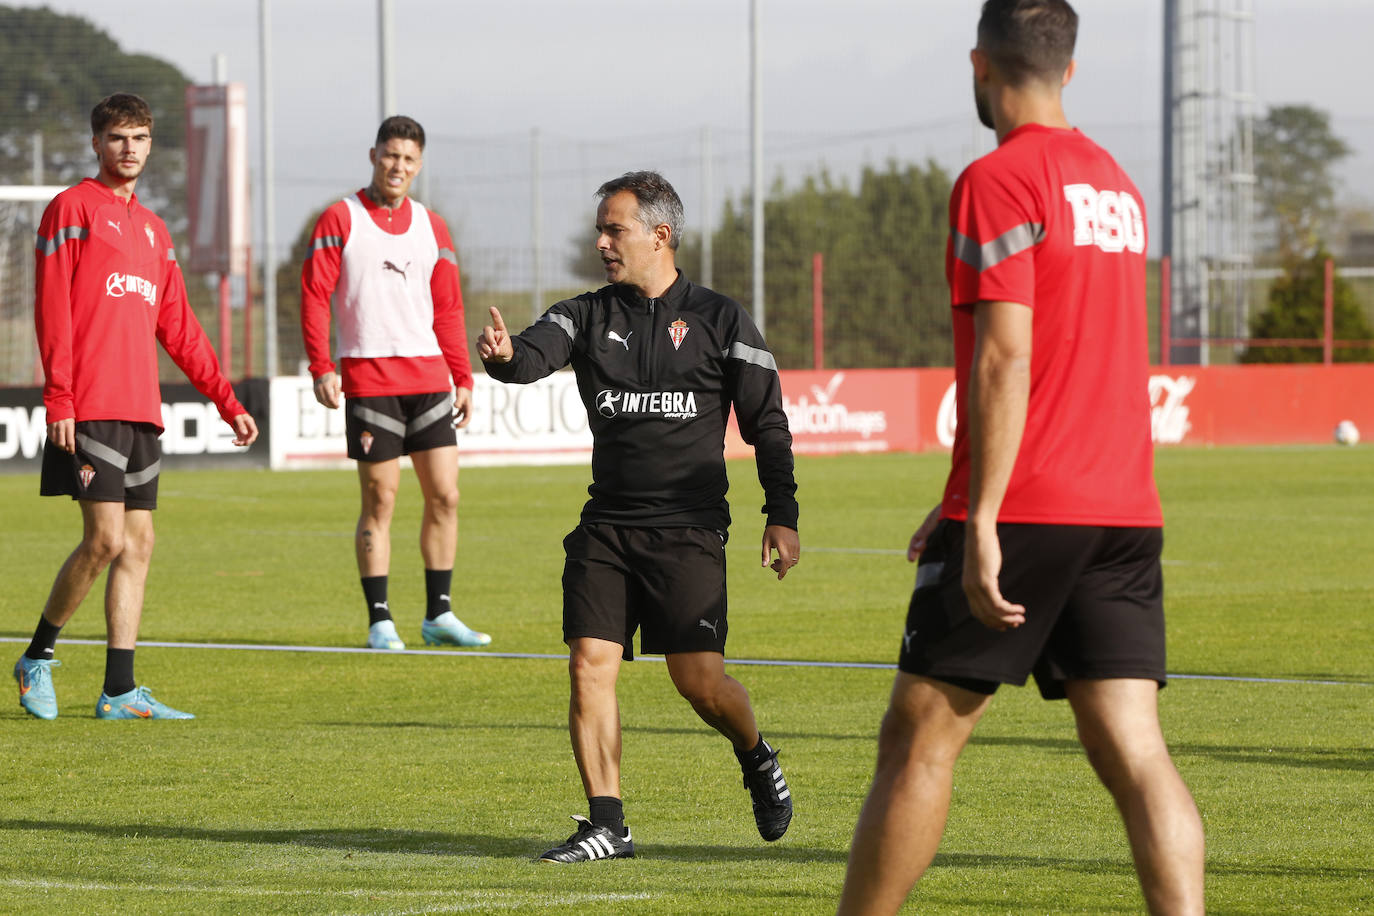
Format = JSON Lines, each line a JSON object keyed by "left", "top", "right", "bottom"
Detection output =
{"left": 726, "top": 364, "right": 1374, "bottom": 457}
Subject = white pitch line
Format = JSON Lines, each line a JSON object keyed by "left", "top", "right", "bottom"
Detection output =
{"left": 0, "top": 636, "right": 1366, "bottom": 687}
{"left": 0, "top": 879, "right": 651, "bottom": 909}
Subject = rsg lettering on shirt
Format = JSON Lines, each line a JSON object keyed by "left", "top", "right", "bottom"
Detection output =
{"left": 105, "top": 271, "right": 158, "bottom": 305}
{"left": 1063, "top": 183, "right": 1145, "bottom": 254}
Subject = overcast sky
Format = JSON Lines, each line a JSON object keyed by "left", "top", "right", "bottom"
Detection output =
{"left": 14, "top": 0, "right": 1374, "bottom": 275}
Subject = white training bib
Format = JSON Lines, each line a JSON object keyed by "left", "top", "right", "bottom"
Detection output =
{"left": 334, "top": 196, "right": 443, "bottom": 359}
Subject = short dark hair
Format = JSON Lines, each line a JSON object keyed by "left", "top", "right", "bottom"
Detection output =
{"left": 977, "top": 0, "right": 1078, "bottom": 86}
{"left": 376, "top": 115, "right": 425, "bottom": 150}
{"left": 595, "top": 171, "right": 684, "bottom": 251}
{"left": 91, "top": 93, "right": 153, "bottom": 136}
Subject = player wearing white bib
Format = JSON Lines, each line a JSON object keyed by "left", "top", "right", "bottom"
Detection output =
{"left": 301, "top": 116, "right": 491, "bottom": 651}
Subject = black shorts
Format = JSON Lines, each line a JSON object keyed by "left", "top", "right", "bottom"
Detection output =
{"left": 345, "top": 391, "right": 456, "bottom": 461}
{"left": 897, "top": 520, "right": 1166, "bottom": 699}
{"left": 40, "top": 420, "right": 162, "bottom": 509}
{"left": 562, "top": 523, "right": 729, "bottom": 661}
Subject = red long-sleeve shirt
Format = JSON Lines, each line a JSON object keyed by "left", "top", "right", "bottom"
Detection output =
{"left": 34, "top": 178, "right": 245, "bottom": 429}
{"left": 300, "top": 190, "right": 473, "bottom": 396}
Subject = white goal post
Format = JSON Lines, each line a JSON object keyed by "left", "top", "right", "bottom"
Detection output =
{"left": 0, "top": 185, "right": 65, "bottom": 386}
{"left": 0, "top": 185, "right": 66, "bottom": 203}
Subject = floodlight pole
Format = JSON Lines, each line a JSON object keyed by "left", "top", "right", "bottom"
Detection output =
{"left": 379, "top": 0, "right": 396, "bottom": 119}
{"left": 750, "top": 0, "right": 765, "bottom": 336}
{"left": 259, "top": 0, "right": 278, "bottom": 377}
{"left": 701, "top": 125, "right": 714, "bottom": 290}
{"left": 532, "top": 127, "right": 544, "bottom": 324}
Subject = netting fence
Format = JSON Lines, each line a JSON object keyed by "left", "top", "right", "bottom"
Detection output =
{"left": 5, "top": 120, "right": 1374, "bottom": 385}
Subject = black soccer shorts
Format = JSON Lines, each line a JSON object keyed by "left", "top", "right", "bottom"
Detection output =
{"left": 897, "top": 519, "right": 1167, "bottom": 699}
{"left": 40, "top": 420, "right": 162, "bottom": 510}
{"left": 561, "top": 523, "right": 729, "bottom": 661}
{"left": 344, "top": 391, "right": 456, "bottom": 461}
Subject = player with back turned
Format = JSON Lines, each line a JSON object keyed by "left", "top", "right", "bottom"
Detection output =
{"left": 15, "top": 92, "right": 258, "bottom": 722}
{"left": 837, "top": 2, "right": 1205, "bottom": 914}
{"left": 479, "top": 171, "right": 799, "bottom": 863}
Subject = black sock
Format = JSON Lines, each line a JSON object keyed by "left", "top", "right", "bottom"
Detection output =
{"left": 424, "top": 569, "right": 453, "bottom": 621}
{"left": 362, "top": 576, "right": 391, "bottom": 624}
{"left": 588, "top": 795, "right": 626, "bottom": 836}
{"left": 25, "top": 616, "right": 62, "bottom": 661}
{"left": 103, "top": 648, "right": 136, "bottom": 697}
{"left": 735, "top": 735, "right": 775, "bottom": 771}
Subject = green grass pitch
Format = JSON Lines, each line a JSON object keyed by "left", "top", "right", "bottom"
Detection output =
{"left": 1, "top": 447, "right": 1371, "bottom": 914}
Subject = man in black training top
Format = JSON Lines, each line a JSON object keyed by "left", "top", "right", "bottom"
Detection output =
{"left": 478, "top": 170, "right": 800, "bottom": 863}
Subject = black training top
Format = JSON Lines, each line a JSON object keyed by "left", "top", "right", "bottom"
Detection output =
{"left": 483, "top": 271, "right": 798, "bottom": 533}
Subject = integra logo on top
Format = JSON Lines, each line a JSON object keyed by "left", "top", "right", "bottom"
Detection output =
{"left": 596, "top": 389, "right": 698, "bottom": 420}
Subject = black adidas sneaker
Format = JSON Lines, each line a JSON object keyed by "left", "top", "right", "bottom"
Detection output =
{"left": 743, "top": 746, "right": 793, "bottom": 841}
{"left": 538, "top": 815, "right": 635, "bottom": 863}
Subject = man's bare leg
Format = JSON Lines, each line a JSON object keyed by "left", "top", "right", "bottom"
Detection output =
{"left": 664, "top": 651, "right": 759, "bottom": 749}
{"left": 410, "top": 445, "right": 458, "bottom": 570}
{"left": 41, "top": 500, "right": 128, "bottom": 628}
{"left": 667, "top": 649, "right": 794, "bottom": 841}
{"left": 17, "top": 501, "right": 128, "bottom": 718}
{"left": 411, "top": 445, "right": 489, "bottom": 644}
{"left": 104, "top": 508, "right": 154, "bottom": 649}
{"left": 1066, "top": 678, "right": 1205, "bottom": 916}
{"left": 356, "top": 458, "right": 400, "bottom": 577}
{"left": 837, "top": 673, "right": 991, "bottom": 916}
{"left": 567, "top": 637, "right": 624, "bottom": 799}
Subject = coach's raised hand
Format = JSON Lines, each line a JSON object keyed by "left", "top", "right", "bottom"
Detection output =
{"left": 477, "top": 306, "right": 513, "bottom": 363}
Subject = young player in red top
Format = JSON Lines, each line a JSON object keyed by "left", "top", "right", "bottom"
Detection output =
{"left": 838, "top": 3, "right": 1204, "bottom": 914}
{"left": 300, "top": 116, "right": 490, "bottom": 651}
{"left": 16, "top": 93, "right": 258, "bottom": 722}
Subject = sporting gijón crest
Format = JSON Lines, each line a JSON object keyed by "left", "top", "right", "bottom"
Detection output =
{"left": 359, "top": 430, "right": 374, "bottom": 455}
{"left": 78, "top": 464, "right": 96, "bottom": 488}
{"left": 668, "top": 319, "right": 689, "bottom": 351}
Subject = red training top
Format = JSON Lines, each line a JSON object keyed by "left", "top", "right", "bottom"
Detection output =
{"left": 300, "top": 191, "right": 473, "bottom": 397}
{"left": 35, "top": 178, "right": 245, "bottom": 430}
{"left": 942, "top": 124, "right": 1162, "bottom": 526}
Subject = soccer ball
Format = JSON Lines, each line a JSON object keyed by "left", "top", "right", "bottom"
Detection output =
{"left": 1334, "top": 420, "right": 1360, "bottom": 446}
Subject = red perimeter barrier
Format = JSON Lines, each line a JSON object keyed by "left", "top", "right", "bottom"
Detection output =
{"left": 726, "top": 364, "right": 1374, "bottom": 458}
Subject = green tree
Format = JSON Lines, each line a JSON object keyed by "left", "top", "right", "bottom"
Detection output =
{"left": 1241, "top": 249, "right": 1373, "bottom": 363}
{"left": 702, "top": 160, "right": 953, "bottom": 369}
{"left": 0, "top": 5, "right": 190, "bottom": 217}
{"left": 1255, "top": 105, "right": 1352, "bottom": 262}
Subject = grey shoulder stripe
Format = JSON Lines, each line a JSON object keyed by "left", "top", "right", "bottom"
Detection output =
{"left": 952, "top": 222, "right": 1045, "bottom": 272}
{"left": 124, "top": 459, "right": 162, "bottom": 489}
{"left": 539, "top": 312, "right": 577, "bottom": 341}
{"left": 76, "top": 433, "right": 129, "bottom": 471}
{"left": 167, "top": 247, "right": 177, "bottom": 262}
{"left": 36, "top": 225, "right": 89, "bottom": 256}
{"left": 437, "top": 247, "right": 458, "bottom": 265}
{"left": 309, "top": 235, "right": 343, "bottom": 254}
{"left": 351, "top": 404, "right": 407, "bottom": 438}
{"left": 725, "top": 341, "right": 778, "bottom": 372}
